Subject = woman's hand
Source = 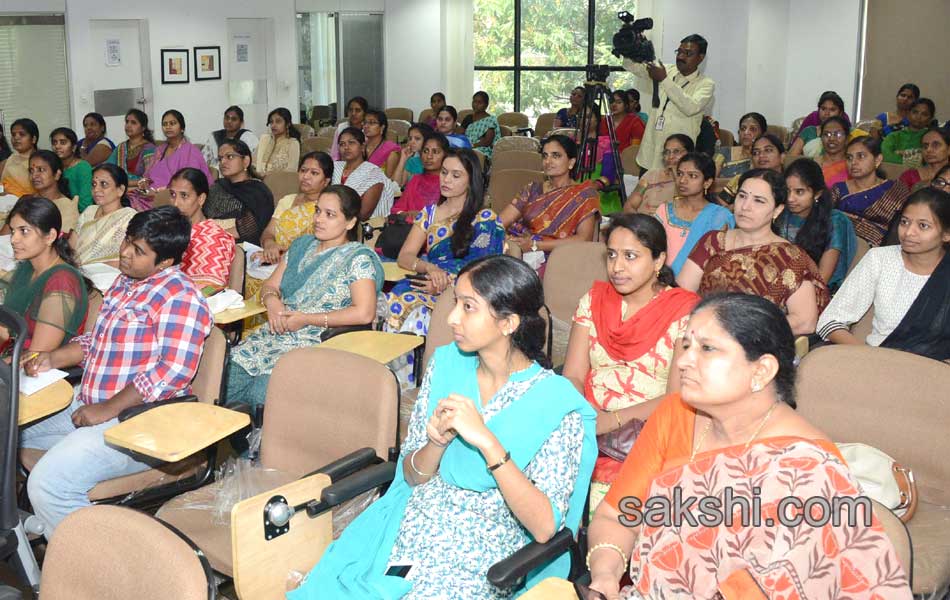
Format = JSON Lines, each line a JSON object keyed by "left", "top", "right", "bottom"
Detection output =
{"left": 22, "top": 351, "right": 53, "bottom": 376}
{"left": 426, "top": 408, "right": 457, "bottom": 447}
{"left": 426, "top": 267, "right": 451, "bottom": 292}
{"left": 587, "top": 575, "right": 621, "bottom": 600}
{"left": 400, "top": 145, "right": 414, "bottom": 162}
{"left": 277, "top": 311, "right": 310, "bottom": 333}
{"left": 435, "top": 394, "right": 494, "bottom": 451}
{"left": 261, "top": 241, "right": 282, "bottom": 265}
{"left": 264, "top": 296, "right": 288, "bottom": 334}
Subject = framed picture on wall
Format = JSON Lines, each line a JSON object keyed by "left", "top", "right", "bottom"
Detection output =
{"left": 160, "top": 49, "right": 189, "bottom": 84}
{"left": 194, "top": 46, "right": 221, "bottom": 81}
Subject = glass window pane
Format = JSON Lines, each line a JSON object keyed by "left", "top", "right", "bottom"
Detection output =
{"left": 474, "top": 0, "right": 515, "bottom": 66}
{"left": 594, "top": 0, "right": 641, "bottom": 65}
{"left": 521, "top": 0, "right": 588, "bottom": 67}
{"left": 474, "top": 70, "right": 515, "bottom": 114}
{"left": 519, "top": 70, "right": 586, "bottom": 122}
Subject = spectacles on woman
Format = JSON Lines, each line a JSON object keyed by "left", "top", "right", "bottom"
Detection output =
{"left": 822, "top": 130, "right": 846, "bottom": 139}
{"left": 932, "top": 177, "right": 950, "bottom": 190}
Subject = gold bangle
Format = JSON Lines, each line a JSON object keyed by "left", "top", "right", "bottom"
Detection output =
{"left": 261, "top": 289, "right": 280, "bottom": 303}
{"left": 586, "top": 543, "right": 628, "bottom": 571}
{"left": 614, "top": 411, "right": 623, "bottom": 431}
{"left": 411, "top": 258, "right": 419, "bottom": 272}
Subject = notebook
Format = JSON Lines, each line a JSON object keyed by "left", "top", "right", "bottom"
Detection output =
{"left": 19, "top": 368, "right": 69, "bottom": 396}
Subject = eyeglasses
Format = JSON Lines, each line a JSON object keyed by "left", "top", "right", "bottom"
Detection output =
{"left": 751, "top": 147, "right": 777, "bottom": 157}
{"left": 822, "top": 131, "right": 847, "bottom": 139}
{"left": 218, "top": 152, "right": 239, "bottom": 161}
{"left": 363, "top": 120, "right": 381, "bottom": 126}
{"left": 932, "top": 177, "right": 950, "bottom": 189}
{"left": 662, "top": 149, "right": 685, "bottom": 156}
{"left": 676, "top": 48, "right": 697, "bottom": 57}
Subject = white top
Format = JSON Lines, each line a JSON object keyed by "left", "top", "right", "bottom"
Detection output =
{"left": 817, "top": 245, "right": 929, "bottom": 346}
{"left": 201, "top": 129, "right": 260, "bottom": 169}
{"left": 332, "top": 160, "right": 396, "bottom": 218}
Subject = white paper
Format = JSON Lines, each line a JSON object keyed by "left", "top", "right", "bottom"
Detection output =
{"left": 208, "top": 289, "right": 245, "bottom": 314}
{"left": 243, "top": 242, "right": 278, "bottom": 280}
{"left": 0, "top": 194, "right": 17, "bottom": 212}
{"left": 233, "top": 34, "right": 251, "bottom": 63}
{"left": 105, "top": 38, "right": 121, "bottom": 67}
{"left": 82, "top": 263, "right": 122, "bottom": 292}
{"left": 19, "top": 368, "right": 69, "bottom": 396}
{"left": 0, "top": 235, "right": 15, "bottom": 273}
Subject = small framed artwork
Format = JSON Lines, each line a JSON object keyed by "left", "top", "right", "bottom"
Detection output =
{"left": 161, "top": 49, "right": 189, "bottom": 84}
{"left": 194, "top": 46, "right": 222, "bottom": 81}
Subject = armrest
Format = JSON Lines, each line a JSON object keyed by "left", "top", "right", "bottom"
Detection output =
{"left": 486, "top": 528, "right": 575, "bottom": 589}
{"left": 117, "top": 395, "right": 198, "bottom": 422}
{"left": 319, "top": 323, "right": 372, "bottom": 342}
{"left": 308, "top": 447, "right": 379, "bottom": 483}
{"left": 308, "top": 462, "right": 397, "bottom": 517}
{"left": 516, "top": 127, "right": 534, "bottom": 137}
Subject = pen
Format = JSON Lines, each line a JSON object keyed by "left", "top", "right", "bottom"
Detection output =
{"left": 26, "top": 352, "right": 38, "bottom": 363}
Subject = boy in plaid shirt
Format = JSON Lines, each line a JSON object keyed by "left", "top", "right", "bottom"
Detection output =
{"left": 22, "top": 206, "right": 212, "bottom": 537}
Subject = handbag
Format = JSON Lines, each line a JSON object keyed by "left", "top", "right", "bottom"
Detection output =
{"left": 836, "top": 442, "right": 918, "bottom": 523}
{"left": 375, "top": 213, "right": 414, "bottom": 259}
{"left": 596, "top": 417, "right": 645, "bottom": 463}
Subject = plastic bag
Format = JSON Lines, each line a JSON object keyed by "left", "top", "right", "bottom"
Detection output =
{"left": 331, "top": 488, "right": 380, "bottom": 539}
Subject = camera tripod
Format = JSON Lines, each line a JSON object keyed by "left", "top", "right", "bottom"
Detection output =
{"left": 572, "top": 69, "right": 627, "bottom": 205}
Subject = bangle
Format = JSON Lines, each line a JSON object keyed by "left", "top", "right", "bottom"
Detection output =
{"left": 411, "top": 258, "right": 419, "bottom": 272}
{"left": 614, "top": 411, "right": 623, "bottom": 431}
{"left": 409, "top": 449, "right": 434, "bottom": 478}
{"left": 586, "top": 543, "right": 628, "bottom": 571}
{"left": 261, "top": 289, "right": 280, "bottom": 303}
{"left": 486, "top": 450, "right": 511, "bottom": 473}
{"left": 323, "top": 312, "right": 329, "bottom": 329}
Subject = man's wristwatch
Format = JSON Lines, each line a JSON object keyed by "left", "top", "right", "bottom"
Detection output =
{"left": 530, "top": 239, "right": 539, "bottom": 252}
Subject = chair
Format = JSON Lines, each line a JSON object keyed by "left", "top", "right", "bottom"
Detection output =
{"left": 39, "top": 505, "right": 214, "bottom": 600}
{"left": 849, "top": 236, "right": 870, "bottom": 275}
{"left": 542, "top": 242, "right": 607, "bottom": 367}
{"left": 384, "top": 107, "right": 413, "bottom": 122}
{"left": 766, "top": 124, "right": 789, "bottom": 147}
{"left": 228, "top": 245, "right": 245, "bottom": 295}
{"left": 308, "top": 105, "right": 333, "bottom": 129}
{"left": 301, "top": 136, "right": 331, "bottom": 154}
{"left": 388, "top": 119, "right": 411, "bottom": 142}
{"left": 418, "top": 108, "right": 433, "bottom": 125}
{"left": 494, "top": 136, "right": 541, "bottom": 155}
{"left": 291, "top": 124, "right": 314, "bottom": 139}
{"left": 487, "top": 169, "right": 545, "bottom": 214}
{"left": 880, "top": 161, "right": 905, "bottom": 181}
{"left": 718, "top": 128, "right": 735, "bottom": 148}
{"left": 263, "top": 171, "right": 299, "bottom": 202}
{"left": 457, "top": 108, "right": 473, "bottom": 125}
{"left": 157, "top": 348, "right": 400, "bottom": 599}
{"left": 492, "top": 150, "right": 542, "bottom": 173}
{"left": 152, "top": 188, "right": 172, "bottom": 208}
{"left": 534, "top": 112, "right": 557, "bottom": 140}
{"left": 498, "top": 112, "right": 531, "bottom": 133}
{"left": 620, "top": 144, "right": 640, "bottom": 176}
{"left": 796, "top": 345, "right": 950, "bottom": 595}
{"left": 317, "top": 125, "right": 336, "bottom": 139}
{"left": 856, "top": 118, "right": 883, "bottom": 134}
{"left": 790, "top": 116, "right": 806, "bottom": 138}
{"left": 83, "top": 289, "right": 103, "bottom": 335}
{"left": 548, "top": 128, "right": 577, "bottom": 140}
{"left": 850, "top": 304, "right": 874, "bottom": 343}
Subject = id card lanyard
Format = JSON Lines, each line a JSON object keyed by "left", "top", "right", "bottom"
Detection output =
{"left": 654, "top": 75, "right": 692, "bottom": 131}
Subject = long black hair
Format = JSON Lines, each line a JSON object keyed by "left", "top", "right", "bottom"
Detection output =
{"left": 49, "top": 127, "right": 81, "bottom": 158}
{"left": 268, "top": 107, "right": 301, "bottom": 141}
{"left": 605, "top": 213, "right": 677, "bottom": 287}
{"left": 298, "top": 150, "right": 334, "bottom": 180}
{"left": 30, "top": 150, "right": 71, "bottom": 197}
{"left": 439, "top": 148, "right": 484, "bottom": 258}
{"left": 780, "top": 158, "right": 830, "bottom": 264}
{"left": 459, "top": 254, "right": 551, "bottom": 368}
{"left": 219, "top": 138, "right": 261, "bottom": 180}
{"left": 126, "top": 109, "right": 155, "bottom": 144}
{"left": 92, "top": 163, "right": 132, "bottom": 208}
{"left": 322, "top": 184, "right": 363, "bottom": 242}
{"left": 677, "top": 151, "right": 716, "bottom": 202}
{"left": 7, "top": 196, "right": 81, "bottom": 269}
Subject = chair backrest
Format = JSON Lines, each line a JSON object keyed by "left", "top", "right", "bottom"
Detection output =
{"left": 880, "top": 161, "right": 905, "bottom": 181}
{"left": 498, "top": 111, "right": 530, "bottom": 130}
{"left": 492, "top": 150, "right": 542, "bottom": 173}
{"left": 0, "top": 309, "right": 25, "bottom": 532}
{"left": 870, "top": 499, "right": 913, "bottom": 579}
{"left": 418, "top": 108, "right": 433, "bottom": 125}
{"left": 457, "top": 108, "right": 473, "bottom": 125}
{"left": 849, "top": 305, "right": 874, "bottom": 343}
{"left": 790, "top": 116, "right": 806, "bottom": 137}
{"left": 261, "top": 347, "right": 399, "bottom": 476}
{"left": 388, "top": 119, "right": 411, "bottom": 143}
{"left": 191, "top": 327, "right": 227, "bottom": 405}
{"left": 782, "top": 152, "right": 803, "bottom": 168}
{"left": 84, "top": 289, "right": 103, "bottom": 335}
{"left": 796, "top": 345, "right": 950, "bottom": 504}
{"left": 228, "top": 244, "right": 245, "bottom": 294}
{"left": 292, "top": 123, "right": 314, "bottom": 139}
{"left": 152, "top": 188, "right": 172, "bottom": 207}
{"left": 487, "top": 168, "right": 545, "bottom": 214}
{"left": 766, "top": 124, "right": 789, "bottom": 147}
{"left": 534, "top": 112, "right": 557, "bottom": 140}
{"left": 493, "top": 136, "right": 541, "bottom": 155}
{"left": 302, "top": 136, "right": 331, "bottom": 154}
{"left": 548, "top": 127, "right": 577, "bottom": 139}
{"left": 422, "top": 289, "right": 458, "bottom": 372}
{"left": 384, "top": 107, "right": 413, "bottom": 122}
{"left": 317, "top": 125, "right": 336, "bottom": 139}
{"left": 263, "top": 171, "right": 299, "bottom": 201}
{"left": 40, "top": 505, "right": 213, "bottom": 600}
{"left": 620, "top": 144, "right": 640, "bottom": 176}
{"left": 855, "top": 118, "right": 883, "bottom": 134}
{"left": 849, "top": 236, "right": 870, "bottom": 275}
{"left": 718, "top": 128, "right": 735, "bottom": 148}
{"left": 542, "top": 242, "right": 607, "bottom": 323}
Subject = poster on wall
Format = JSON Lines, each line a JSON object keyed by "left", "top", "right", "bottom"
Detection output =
{"left": 161, "top": 49, "right": 189, "bottom": 84}
{"left": 194, "top": 46, "right": 222, "bottom": 81}
{"left": 105, "top": 38, "right": 121, "bottom": 67}
{"left": 233, "top": 34, "right": 251, "bottom": 64}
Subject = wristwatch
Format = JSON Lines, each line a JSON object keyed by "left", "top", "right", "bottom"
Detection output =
{"left": 531, "top": 239, "right": 539, "bottom": 252}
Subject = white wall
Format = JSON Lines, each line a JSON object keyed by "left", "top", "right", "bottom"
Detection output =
{"left": 383, "top": 0, "right": 444, "bottom": 117}
{"left": 745, "top": 0, "right": 790, "bottom": 129}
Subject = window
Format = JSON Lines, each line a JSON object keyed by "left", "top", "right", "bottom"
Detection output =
{"left": 473, "top": 0, "right": 637, "bottom": 120}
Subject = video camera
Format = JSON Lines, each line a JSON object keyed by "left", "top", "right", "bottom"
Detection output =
{"left": 611, "top": 11, "right": 655, "bottom": 64}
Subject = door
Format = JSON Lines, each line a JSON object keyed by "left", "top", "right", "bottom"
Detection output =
{"left": 88, "top": 19, "right": 152, "bottom": 140}
{"left": 227, "top": 18, "right": 273, "bottom": 134}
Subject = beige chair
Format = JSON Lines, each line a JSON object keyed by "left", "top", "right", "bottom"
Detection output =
{"left": 849, "top": 236, "right": 870, "bottom": 275}
{"left": 228, "top": 244, "right": 245, "bottom": 295}
{"left": 880, "top": 161, "right": 906, "bottom": 181}
{"left": 492, "top": 150, "right": 542, "bottom": 173}
{"left": 790, "top": 116, "right": 806, "bottom": 139}
{"left": 317, "top": 125, "right": 337, "bottom": 139}
{"left": 40, "top": 505, "right": 214, "bottom": 600}
{"left": 498, "top": 111, "right": 530, "bottom": 132}
{"left": 292, "top": 123, "right": 314, "bottom": 139}
{"left": 534, "top": 112, "right": 557, "bottom": 140}
{"left": 302, "top": 136, "right": 331, "bottom": 154}
{"left": 263, "top": 171, "right": 299, "bottom": 202}
{"left": 389, "top": 119, "right": 411, "bottom": 142}
{"left": 152, "top": 188, "right": 172, "bottom": 208}
{"left": 718, "top": 128, "right": 735, "bottom": 148}
{"left": 620, "top": 144, "right": 640, "bottom": 176}
{"left": 548, "top": 127, "right": 577, "bottom": 140}
{"left": 487, "top": 168, "right": 545, "bottom": 214}
{"left": 766, "top": 124, "right": 790, "bottom": 147}
{"left": 418, "top": 108, "right": 434, "bottom": 125}
{"left": 494, "top": 136, "right": 541, "bottom": 155}
{"left": 384, "top": 107, "right": 413, "bottom": 122}
{"left": 542, "top": 242, "right": 607, "bottom": 367}
{"left": 84, "top": 289, "right": 103, "bottom": 335}
{"left": 856, "top": 118, "right": 883, "bottom": 134}
{"left": 157, "top": 348, "right": 399, "bottom": 599}
{"left": 796, "top": 345, "right": 950, "bottom": 595}
{"left": 209, "top": 166, "right": 219, "bottom": 180}
{"left": 849, "top": 304, "right": 874, "bottom": 343}
{"left": 457, "top": 108, "right": 473, "bottom": 125}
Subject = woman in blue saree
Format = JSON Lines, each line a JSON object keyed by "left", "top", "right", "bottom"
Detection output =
{"left": 225, "top": 184, "right": 383, "bottom": 408}
{"left": 290, "top": 254, "right": 596, "bottom": 599}
{"left": 386, "top": 149, "right": 505, "bottom": 335}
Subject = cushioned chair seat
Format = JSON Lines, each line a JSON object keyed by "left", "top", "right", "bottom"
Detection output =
{"left": 905, "top": 499, "right": 950, "bottom": 594}
{"left": 399, "top": 387, "right": 418, "bottom": 444}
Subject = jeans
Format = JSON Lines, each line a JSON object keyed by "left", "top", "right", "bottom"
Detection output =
{"left": 22, "top": 396, "right": 156, "bottom": 539}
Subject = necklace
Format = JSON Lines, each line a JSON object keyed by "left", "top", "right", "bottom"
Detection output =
{"left": 690, "top": 401, "right": 779, "bottom": 462}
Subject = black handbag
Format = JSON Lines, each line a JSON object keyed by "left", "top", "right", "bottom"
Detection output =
{"left": 375, "top": 213, "right": 414, "bottom": 259}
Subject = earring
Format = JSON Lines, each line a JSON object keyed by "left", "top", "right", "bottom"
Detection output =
{"left": 751, "top": 382, "right": 762, "bottom": 393}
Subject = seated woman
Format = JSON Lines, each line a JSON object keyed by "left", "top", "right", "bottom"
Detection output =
{"left": 717, "top": 132, "right": 786, "bottom": 205}
{"left": 713, "top": 112, "right": 765, "bottom": 178}
{"left": 392, "top": 122, "right": 433, "bottom": 187}
{"left": 131, "top": 110, "right": 213, "bottom": 211}
{"left": 554, "top": 86, "right": 585, "bottom": 129}
{"left": 424, "top": 92, "right": 445, "bottom": 129}
{"left": 814, "top": 116, "right": 851, "bottom": 187}
{"left": 599, "top": 90, "right": 644, "bottom": 153}
{"left": 779, "top": 158, "right": 857, "bottom": 293}
{"left": 225, "top": 185, "right": 383, "bottom": 408}
{"left": 361, "top": 109, "right": 400, "bottom": 178}
{"left": 788, "top": 90, "right": 851, "bottom": 152}
{"left": 203, "top": 139, "right": 275, "bottom": 245}
{"left": 78, "top": 113, "right": 115, "bottom": 167}
{"left": 332, "top": 127, "right": 396, "bottom": 219}
{"left": 654, "top": 152, "right": 734, "bottom": 276}
{"left": 463, "top": 91, "right": 502, "bottom": 158}
{"left": 678, "top": 169, "right": 829, "bottom": 335}
{"left": 2, "top": 118, "right": 39, "bottom": 198}
{"left": 168, "top": 167, "right": 235, "bottom": 293}
{"left": 830, "top": 136, "right": 911, "bottom": 247}
{"left": 623, "top": 134, "right": 693, "bottom": 215}
{"left": 50, "top": 128, "right": 93, "bottom": 212}
{"left": 389, "top": 133, "right": 448, "bottom": 216}
{"left": 562, "top": 214, "right": 698, "bottom": 510}
{"left": 258, "top": 151, "right": 333, "bottom": 265}
{"left": 386, "top": 149, "right": 505, "bottom": 335}
{"left": 876, "top": 83, "right": 919, "bottom": 137}
{"left": 254, "top": 107, "right": 302, "bottom": 176}
{"left": 882, "top": 98, "right": 936, "bottom": 165}
{"left": 932, "top": 164, "right": 950, "bottom": 193}
{"left": 289, "top": 254, "right": 596, "bottom": 600}
{"left": 0, "top": 125, "right": 10, "bottom": 178}
{"left": 26, "top": 150, "right": 79, "bottom": 233}
{"left": 107, "top": 109, "right": 156, "bottom": 194}
{"left": 201, "top": 105, "right": 260, "bottom": 170}
{"left": 625, "top": 88, "right": 648, "bottom": 124}
{"left": 330, "top": 96, "right": 368, "bottom": 161}
{"left": 501, "top": 135, "right": 600, "bottom": 264}
{"left": 585, "top": 292, "right": 911, "bottom": 599}
{"left": 0, "top": 197, "right": 88, "bottom": 356}
{"left": 817, "top": 188, "right": 950, "bottom": 361}
{"left": 899, "top": 127, "right": 949, "bottom": 191}
{"left": 70, "top": 164, "right": 137, "bottom": 266}
{"left": 435, "top": 106, "right": 473, "bottom": 149}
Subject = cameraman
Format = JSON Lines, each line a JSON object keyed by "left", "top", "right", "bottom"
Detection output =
{"left": 623, "top": 34, "right": 715, "bottom": 172}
